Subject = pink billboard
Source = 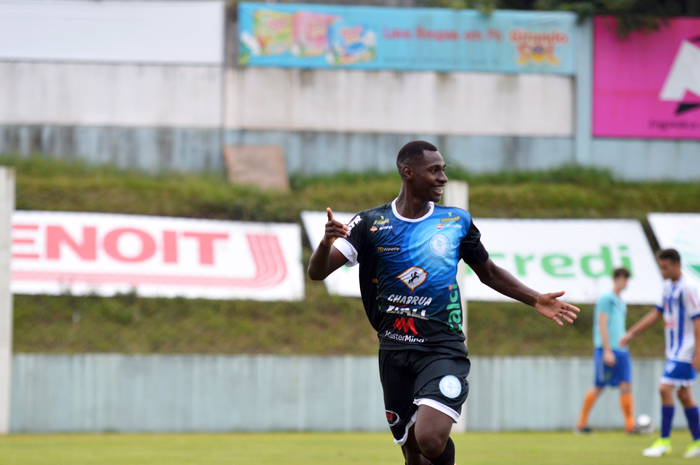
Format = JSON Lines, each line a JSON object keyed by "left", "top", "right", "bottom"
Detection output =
{"left": 593, "top": 17, "right": 700, "bottom": 139}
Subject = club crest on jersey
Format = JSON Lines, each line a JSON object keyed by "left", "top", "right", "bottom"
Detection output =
{"left": 385, "top": 410, "right": 400, "bottom": 426}
{"left": 429, "top": 233, "right": 450, "bottom": 257}
{"left": 397, "top": 267, "right": 427, "bottom": 292}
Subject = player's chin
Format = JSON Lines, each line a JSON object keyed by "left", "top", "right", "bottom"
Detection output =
{"left": 430, "top": 188, "right": 444, "bottom": 201}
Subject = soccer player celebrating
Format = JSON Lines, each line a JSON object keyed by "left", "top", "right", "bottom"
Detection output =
{"left": 620, "top": 249, "right": 700, "bottom": 458}
{"left": 308, "top": 141, "right": 580, "bottom": 465}
{"left": 576, "top": 267, "right": 635, "bottom": 434}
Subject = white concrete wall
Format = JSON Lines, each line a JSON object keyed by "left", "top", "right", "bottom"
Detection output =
{"left": 0, "top": 62, "right": 223, "bottom": 128}
{"left": 226, "top": 68, "right": 574, "bottom": 136}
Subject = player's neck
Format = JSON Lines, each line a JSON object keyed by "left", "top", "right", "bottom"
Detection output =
{"left": 395, "top": 191, "right": 432, "bottom": 219}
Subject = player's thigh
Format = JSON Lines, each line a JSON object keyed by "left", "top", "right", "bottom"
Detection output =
{"left": 609, "top": 350, "right": 632, "bottom": 388}
{"left": 677, "top": 385, "right": 697, "bottom": 407}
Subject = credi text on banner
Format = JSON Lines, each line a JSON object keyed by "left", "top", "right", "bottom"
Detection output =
{"left": 239, "top": 3, "right": 576, "bottom": 74}
{"left": 302, "top": 212, "right": 662, "bottom": 304}
{"left": 593, "top": 16, "right": 700, "bottom": 139}
{"left": 10, "top": 212, "right": 304, "bottom": 301}
{"left": 648, "top": 213, "right": 700, "bottom": 291}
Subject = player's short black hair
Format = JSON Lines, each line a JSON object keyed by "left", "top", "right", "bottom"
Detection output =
{"left": 613, "top": 267, "right": 630, "bottom": 279}
{"left": 657, "top": 248, "right": 681, "bottom": 264}
{"left": 396, "top": 140, "right": 438, "bottom": 171}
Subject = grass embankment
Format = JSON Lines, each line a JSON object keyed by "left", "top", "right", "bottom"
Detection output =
{"left": 3, "top": 155, "right": 699, "bottom": 356}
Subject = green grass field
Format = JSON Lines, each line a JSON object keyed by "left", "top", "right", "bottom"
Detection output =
{"left": 0, "top": 431, "right": 696, "bottom": 465}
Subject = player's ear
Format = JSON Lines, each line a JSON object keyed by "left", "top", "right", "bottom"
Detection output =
{"left": 402, "top": 164, "right": 414, "bottom": 180}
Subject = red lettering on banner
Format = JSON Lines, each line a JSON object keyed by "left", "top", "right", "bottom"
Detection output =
{"left": 183, "top": 232, "right": 228, "bottom": 265}
{"left": 46, "top": 225, "right": 97, "bottom": 261}
{"left": 463, "top": 30, "right": 482, "bottom": 41}
{"left": 162, "top": 230, "right": 178, "bottom": 264}
{"left": 415, "top": 26, "right": 458, "bottom": 42}
{"left": 487, "top": 28, "right": 502, "bottom": 42}
{"left": 382, "top": 27, "right": 411, "bottom": 40}
{"left": 103, "top": 228, "right": 156, "bottom": 263}
{"left": 12, "top": 233, "right": 287, "bottom": 289}
{"left": 11, "top": 224, "right": 40, "bottom": 260}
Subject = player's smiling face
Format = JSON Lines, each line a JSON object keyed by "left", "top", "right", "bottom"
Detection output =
{"left": 410, "top": 150, "right": 448, "bottom": 202}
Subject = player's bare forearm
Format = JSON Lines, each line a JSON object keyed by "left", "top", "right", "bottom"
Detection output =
{"left": 621, "top": 309, "right": 661, "bottom": 345}
{"left": 599, "top": 313, "right": 612, "bottom": 351}
{"left": 308, "top": 242, "right": 333, "bottom": 280}
{"left": 470, "top": 259, "right": 579, "bottom": 325}
{"left": 470, "top": 259, "right": 539, "bottom": 306}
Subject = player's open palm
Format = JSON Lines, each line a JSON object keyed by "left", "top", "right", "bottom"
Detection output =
{"left": 535, "top": 291, "right": 580, "bottom": 326}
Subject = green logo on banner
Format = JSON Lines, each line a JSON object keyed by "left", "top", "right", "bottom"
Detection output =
{"left": 466, "top": 245, "right": 633, "bottom": 279}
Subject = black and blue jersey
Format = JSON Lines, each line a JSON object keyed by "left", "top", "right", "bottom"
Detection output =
{"left": 334, "top": 199, "right": 489, "bottom": 352}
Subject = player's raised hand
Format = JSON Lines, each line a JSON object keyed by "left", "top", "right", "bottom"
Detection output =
{"left": 321, "top": 207, "right": 348, "bottom": 247}
{"left": 534, "top": 291, "right": 580, "bottom": 326}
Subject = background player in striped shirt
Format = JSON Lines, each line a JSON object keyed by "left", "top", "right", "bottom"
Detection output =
{"left": 620, "top": 248, "right": 700, "bottom": 458}
{"left": 576, "top": 267, "right": 635, "bottom": 434}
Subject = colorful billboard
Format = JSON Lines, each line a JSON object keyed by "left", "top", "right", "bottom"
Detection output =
{"left": 593, "top": 17, "right": 700, "bottom": 140}
{"left": 10, "top": 212, "right": 304, "bottom": 301}
{"left": 302, "top": 211, "right": 663, "bottom": 304}
{"left": 238, "top": 3, "right": 576, "bottom": 74}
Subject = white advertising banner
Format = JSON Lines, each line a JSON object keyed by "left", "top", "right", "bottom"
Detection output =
{"left": 648, "top": 213, "right": 700, "bottom": 291}
{"left": 302, "top": 211, "right": 662, "bottom": 304}
{"left": 10, "top": 212, "right": 304, "bottom": 301}
{"left": 0, "top": 0, "right": 224, "bottom": 64}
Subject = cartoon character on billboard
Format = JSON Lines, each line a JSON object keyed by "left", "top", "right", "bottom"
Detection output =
{"left": 508, "top": 29, "right": 568, "bottom": 67}
{"left": 240, "top": 9, "right": 293, "bottom": 62}
{"left": 291, "top": 12, "right": 338, "bottom": 57}
{"left": 327, "top": 21, "right": 377, "bottom": 66}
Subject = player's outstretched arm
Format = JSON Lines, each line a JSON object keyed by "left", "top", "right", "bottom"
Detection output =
{"left": 308, "top": 208, "right": 349, "bottom": 281}
{"left": 469, "top": 258, "right": 580, "bottom": 326}
{"left": 619, "top": 309, "right": 661, "bottom": 347}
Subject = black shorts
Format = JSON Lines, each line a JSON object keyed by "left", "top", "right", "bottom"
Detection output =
{"left": 379, "top": 349, "right": 470, "bottom": 445}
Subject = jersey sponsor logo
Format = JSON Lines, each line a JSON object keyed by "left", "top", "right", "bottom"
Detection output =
{"left": 393, "top": 317, "right": 418, "bottom": 335}
{"left": 440, "top": 216, "right": 460, "bottom": 223}
{"left": 447, "top": 282, "right": 462, "bottom": 332}
{"left": 429, "top": 233, "right": 450, "bottom": 257}
{"left": 436, "top": 224, "right": 444, "bottom": 230}
{"left": 386, "top": 305, "right": 429, "bottom": 320}
{"left": 370, "top": 225, "right": 393, "bottom": 233}
{"left": 439, "top": 375, "right": 462, "bottom": 399}
{"left": 397, "top": 267, "right": 427, "bottom": 292}
{"left": 383, "top": 330, "right": 425, "bottom": 344}
{"left": 373, "top": 216, "right": 391, "bottom": 226}
{"left": 387, "top": 294, "right": 433, "bottom": 306}
{"left": 377, "top": 246, "right": 401, "bottom": 253}
{"left": 385, "top": 410, "right": 400, "bottom": 426}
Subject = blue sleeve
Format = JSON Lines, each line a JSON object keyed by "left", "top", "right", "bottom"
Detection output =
{"left": 595, "top": 295, "right": 613, "bottom": 315}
